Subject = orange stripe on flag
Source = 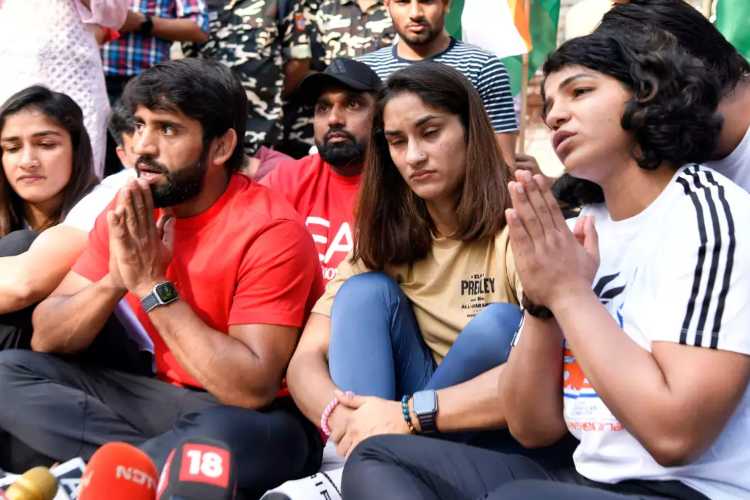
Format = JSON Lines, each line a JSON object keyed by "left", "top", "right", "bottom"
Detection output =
{"left": 508, "top": 0, "right": 532, "bottom": 51}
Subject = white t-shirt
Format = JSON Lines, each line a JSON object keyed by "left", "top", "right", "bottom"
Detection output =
{"left": 62, "top": 168, "right": 135, "bottom": 233}
{"left": 706, "top": 124, "right": 750, "bottom": 194}
{"left": 564, "top": 164, "right": 750, "bottom": 499}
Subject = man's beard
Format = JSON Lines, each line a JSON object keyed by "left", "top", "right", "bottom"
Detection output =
{"left": 398, "top": 21, "right": 441, "bottom": 46}
{"left": 135, "top": 150, "right": 208, "bottom": 208}
{"left": 317, "top": 128, "right": 366, "bottom": 168}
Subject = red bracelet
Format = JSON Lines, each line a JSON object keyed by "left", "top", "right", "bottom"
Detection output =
{"left": 102, "top": 27, "right": 121, "bottom": 43}
{"left": 320, "top": 397, "right": 340, "bottom": 438}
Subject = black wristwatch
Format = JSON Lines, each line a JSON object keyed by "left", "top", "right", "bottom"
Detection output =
{"left": 138, "top": 14, "right": 154, "bottom": 36}
{"left": 141, "top": 281, "right": 179, "bottom": 312}
{"left": 522, "top": 293, "right": 554, "bottom": 320}
{"left": 412, "top": 390, "right": 439, "bottom": 433}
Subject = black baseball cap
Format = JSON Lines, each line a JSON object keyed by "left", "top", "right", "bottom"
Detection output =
{"left": 297, "top": 57, "right": 382, "bottom": 106}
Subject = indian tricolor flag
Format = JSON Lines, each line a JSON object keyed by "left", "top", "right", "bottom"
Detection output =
{"left": 447, "top": 0, "right": 561, "bottom": 95}
{"left": 714, "top": 0, "right": 750, "bottom": 62}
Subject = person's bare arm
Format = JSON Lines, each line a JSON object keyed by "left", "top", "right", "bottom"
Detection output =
{"left": 498, "top": 315, "right": 567, "bottom": 447}
{"left": 287, "top": 312, "right": 365, "bottom": 456}
{"left": 120, "top": 11, "right": 208, "bottom": 43}
{"left": 496, "top": 132, "right": 517, "bottom": 171}
{"left": 555, "top": 293, "right": 750, "bottom": 466}
{"left": 291, "top": 313, "right": 516, "bottom": 457}
{"left": 428, "top": 366, "right": 508, "bottom": 432}
{"left": 147, "top": 303, "right": 298, "bottom": 408}
{"left": 334, "top": 364, "right": 517, "bottom": 457}
{"left": 287, "top": 313, "right": 339, "bottom": 424}
{"left": 31, "top": 270, "right": 126, "bottom": 354}
{"left": 0, "top": 225, "right": 87, "bottom": 314}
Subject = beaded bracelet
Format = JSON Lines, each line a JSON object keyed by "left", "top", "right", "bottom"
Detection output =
{"left": 401, "top": 395, "right": 415, "bottom": 433}
{"left": 320, "top": 397, "right": 340, "bottom": 438}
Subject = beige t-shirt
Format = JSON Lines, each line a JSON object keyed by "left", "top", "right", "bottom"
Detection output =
{"left": 312, "top": 227, "right": 522, "bottom": 362}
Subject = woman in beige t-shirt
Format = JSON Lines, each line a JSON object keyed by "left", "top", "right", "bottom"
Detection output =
{"left": 287, "top": 63, "right": 523, "bottom": 458}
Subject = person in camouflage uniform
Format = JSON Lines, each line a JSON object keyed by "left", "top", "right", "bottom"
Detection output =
{"left": 313, "top": 0, "right": 394, "bottom": 66}
{"left": 279, "top": 0, "right": 394, "bottom": 158}
{"left": 277, "top": 0, "right": 321, "bottom": 158}
{"left": 187, "top": 0, "right": 310, "bottom": 156}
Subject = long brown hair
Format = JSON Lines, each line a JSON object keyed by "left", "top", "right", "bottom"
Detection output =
{"left": 353, "top": 62, "right": 511, "bottom": 270}
{"left": 0, "top": 86, "right": 98, "bottom": 236}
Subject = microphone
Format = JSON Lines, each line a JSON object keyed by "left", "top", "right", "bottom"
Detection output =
{"left": 156, "top": 438, "right": 236, "bottom": 499}
{"left": 79, "top": 442, "right": 158, "bottom": 500}
{"left": 4, "top": 466, "right": 58, "bottom": 500}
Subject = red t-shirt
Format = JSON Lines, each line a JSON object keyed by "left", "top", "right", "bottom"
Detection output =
{"left": 73, "top": 174, "right": 324, "bottom": 388}
{"left": 260, "top": 154, "right": 360, "bottom": 283}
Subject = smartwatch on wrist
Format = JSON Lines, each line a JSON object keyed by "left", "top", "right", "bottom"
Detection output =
{"left": 141, "top": 281, "right": 179, "bottom": 312}
{"left": 521, "top": 293, "right": 554, "bottom": 320}
{"left": 412, "top": 390, "right": 439, "bottom": 433}
{"left": 138, "top": 14, "right": 154, "bottom": 36}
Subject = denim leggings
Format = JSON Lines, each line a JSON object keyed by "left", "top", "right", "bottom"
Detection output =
{"left": 328, "top": 272, "right": 522, "bottom": 398}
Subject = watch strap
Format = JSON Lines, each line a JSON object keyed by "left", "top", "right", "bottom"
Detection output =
{"left": 141, "top": 292, "right": 160, "bottom": 312}
{"left": 139, "top": 14, "right": 154, "bottom": 36}
{"left": 141, "top": 281, "right": 178, "bottom": 312}
{"left": 521, "top": 293, "right": 554, "bottom": 319}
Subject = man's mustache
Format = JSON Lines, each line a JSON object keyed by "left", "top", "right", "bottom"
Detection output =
{"left": 135, "top": 156, "right": 169, "bottom": 175}
{"left": 324, "top": 128, "right": 356, "bottom": 144}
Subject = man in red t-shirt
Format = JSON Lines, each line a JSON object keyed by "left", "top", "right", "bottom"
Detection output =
{"left": 0, "top": 59, "right": 325, "bottom": 496}
{"left": 262, "top": 58, "right": 381, "bottom": 282}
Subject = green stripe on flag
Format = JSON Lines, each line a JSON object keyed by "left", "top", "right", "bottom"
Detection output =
{"left": 715, "top": 0, "right": 750, "bottom": 62}
{"left": 446, "top": 0, "right": 560, "bottom": 95}
{"left": 501, "top": 56, "right": 524, "bottom": 96}
{"left": 446, "top": 0, "right": 466, "bottom": 40}
{"left": 503, "top": 0, "right": 561, "bottom": 95}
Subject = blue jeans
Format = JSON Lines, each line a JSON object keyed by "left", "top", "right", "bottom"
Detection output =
{"left": 328, "top": 272, "right": 522, "bottom": 399}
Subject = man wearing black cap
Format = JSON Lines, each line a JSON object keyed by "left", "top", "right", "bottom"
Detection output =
{"left": 261, "top": 57, "right": 381, "bottom": 283}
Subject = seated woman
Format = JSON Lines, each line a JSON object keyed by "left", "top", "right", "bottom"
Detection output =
{"left": 287, "top": 63, "right": 529, "bottom": 458}
{"left": 342, "top": 28, "right": 750, "bottom": 500}
{"left": 0, "top": 85, "right": 98, "bottom": 349}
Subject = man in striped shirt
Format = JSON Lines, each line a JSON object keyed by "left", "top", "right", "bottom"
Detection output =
{"left": 358, "top": 0, "right": 518, "bottom": 168}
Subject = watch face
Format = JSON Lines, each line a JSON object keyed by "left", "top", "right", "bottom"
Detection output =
{"left": 413, "top": 390, "right": 438, "bottom": 415}
{"left": 155, "top": 282, "right": 178, "bottom": 302}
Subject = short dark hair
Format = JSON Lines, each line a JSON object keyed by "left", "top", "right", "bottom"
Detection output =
{"left": 598, "top": 0, "right": 749, "bottom": 94}
{"left": 353, "top": 62, "right": 511, "bottom": 270}
{"left": 107, "top": 99, "right": 135, "bottom": 147}
{"left": 122, "top": 58, "right": 247, "bottom": 172}
{"left": 0, "top": 86, "right": 98, "bottom": 235}
{"left": 543, "top": 28, "right": 723, "bottom": 204}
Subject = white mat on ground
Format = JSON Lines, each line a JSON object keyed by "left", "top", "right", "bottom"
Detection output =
{"left": 260, "top": 441, "right": 344, "bottom": 499}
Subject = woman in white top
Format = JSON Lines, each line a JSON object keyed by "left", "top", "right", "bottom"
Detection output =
{"left": 342, "top": 27, "right": 750, "bottom": 500}
{"left": 0, "top": 0, "right": 128, "bottom": 177}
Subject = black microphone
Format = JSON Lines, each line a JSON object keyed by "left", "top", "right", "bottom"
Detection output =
{"left": 156, "top": 438, "right": 236, "bottom": 499}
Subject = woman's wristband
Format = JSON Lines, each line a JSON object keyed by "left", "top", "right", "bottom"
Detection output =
{"left": 522, "top": 293, "right": 554, "bottom": 319}
{"left": 320, "top": 397, "right": 340, "bottom": 438}
{"left": 401, "top": 395, "right": 415, "bottom": 433}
